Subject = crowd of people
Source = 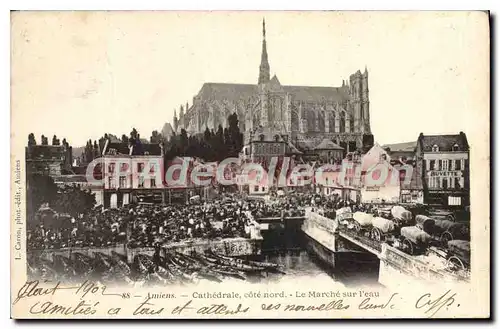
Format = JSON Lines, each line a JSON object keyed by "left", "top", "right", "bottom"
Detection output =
{"left": 26, "top": 189, "right": 365, "bottom": 251}
{"left": 27, "top": 196, "right": 259, "bottom": 250}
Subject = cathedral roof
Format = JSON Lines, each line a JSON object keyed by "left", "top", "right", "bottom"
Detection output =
{"left": 196, "top": 82, "right": 349, "bottom": 103}
{"left": 314, "top": 139, "right": 344, "bottom": 150}
{"left": 197, "top": 83, "right": 257, "bottom": 102}
{"left": 161, "top": 122, "right": 174, "bottom": 138}
{"left": 283, "top": 85, "right": 349, "bottom": 103}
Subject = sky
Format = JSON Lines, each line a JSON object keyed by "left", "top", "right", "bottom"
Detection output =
{"left": 11, "top": 11, "right": 489, "bottom": 147}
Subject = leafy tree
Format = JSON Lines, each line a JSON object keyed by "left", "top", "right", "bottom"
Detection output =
{"left": 26, "top": 174, "right": 58, "bottom": 219}
{"left": 121, "top": 134, "right": 129, "bottom": 144}
{"left": 53, "top": 185, "right": 96, "bottom": 217}
{"left": 150, "top": 130, "right": 164, "bottom": 144}
{"left": 52, "top": 135, "right": 60, "bottom": 146}
{"left": 179, "top": 129, "right": 188, "bottom": 155}
{"left": 28, "top": 133, "right": 36, "bottom": 146}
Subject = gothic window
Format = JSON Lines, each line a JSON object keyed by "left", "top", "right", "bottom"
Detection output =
{"left": 340, "top": 112, "right": 346, "bottom": 133}
{"left": 350, "top": 114, "right": 354, "bottom": 132}
{"left": 432, "top": 144, "right": 439, "bottom": 152}
{"left": 308, "top": 110, "right": 316, "bottom": 132}
{"left": 318, "top": 111, "right": 325, "bottom": 132}
{"left": 349, "top": 142, "right": 357, "bottom": 153}
{"left": 329, "top": 112, "right": 336, "bottom": 133}
{"left": 291, "top": 108, "right": 299, "bottom": 131}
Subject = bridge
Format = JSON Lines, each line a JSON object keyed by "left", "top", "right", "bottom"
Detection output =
{"left": 301, "top": 209, "right": 470, "bottom": 288}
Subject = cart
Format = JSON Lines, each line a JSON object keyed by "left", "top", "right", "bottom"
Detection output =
{"left": 351, "top": 212, "right": 374, "bottom": 233}
{"left": 445, "top": 240, "right": 470, "bottom": 272}
{"left": 398, "top": 226, "right": 432, "bottom": 255}
{"left": 417, "top": 217, "right": 470, "bottom": 246}
{"left": 370, "top": 216, "right": 396, "bottom": 242}
{"left": 415, "top": 215, "right": 435, "bottom": 232}
{"left": 391, "top": 206, "right": 413, "bottom": 225}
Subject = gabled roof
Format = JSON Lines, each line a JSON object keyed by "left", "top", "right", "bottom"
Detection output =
{"left": 197, "top": 83, "right": 257, "bottom": 102}
{"left": 418, "top": 132, "right": 469, "bottom": 152}
{"left": 382, "top": 141, "right": 417, "bottom": 152}
{"left": 161, "top": 122, "right": 174, "bottom": 138}
{"left": 283, "top": 85, "right": 349, "bottom": 103}
{"left": 314, "top": 139, "right": 344, "bottom": 150}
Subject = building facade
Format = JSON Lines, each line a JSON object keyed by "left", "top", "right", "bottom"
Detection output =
{"left": 101, "top": 155, "right": 165, "bottom": 208}
{"left": 416, "top": 132, "right": 470, "bottom": 207}
{"left": 26, "top": 143, "right": 73, "bottom": 177}
{"left": 172, "top": 19, "right": 374, "bottom": 157}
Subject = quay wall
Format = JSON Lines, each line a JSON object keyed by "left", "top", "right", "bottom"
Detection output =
{"left": 28, "top": 244, "right": 128, "bottom": 262}
{"left": 378, "top": 244, "right": 470, "bottom": 288}
{"left": 302, "top": 209, "right": 469, "bottom": 287}
{"left": 28, "top": 237, "right": 263, "bottom": 264}
{"left": 127, "top": 237, "right": 263, "bottom": 263}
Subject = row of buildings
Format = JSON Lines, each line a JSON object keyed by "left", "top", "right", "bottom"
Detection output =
{"left": 25, "top": 19, "right": 470, "bottom": 210}
{"left": 26, "top": 130, "right": 470, "bottom": 209}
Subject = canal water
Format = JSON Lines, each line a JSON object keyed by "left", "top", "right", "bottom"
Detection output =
{"left": 246, "top": 222, "right": 381, "bottom": 287}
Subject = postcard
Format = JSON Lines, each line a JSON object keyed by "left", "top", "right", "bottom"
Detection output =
{"left": 10, "top": 11, "right": 490, "bottom": 319}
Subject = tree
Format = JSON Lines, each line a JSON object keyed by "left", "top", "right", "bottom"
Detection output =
{"left": 53, "top": 185, "right": 96, "bottom": 217}
{"left": 179, "top": 129, "right": 188, "bottom": 155}
{"left": 28, "top": 133, "right": 36, "bottom": 146}
{"left": 121, "top": 134, "right": 129, "bottom": 144}
{"left": 84, "top": 140, "right": 94, "bottom": 163}
{"left": 26, "top": 174, "right": 58, "bottom": 219}
{"left": 214, "top": 125, "right": 225, "bottom": 160}
{"left": 52, "top": 135, "right": 60, "bottom": 146}
{"left": 130, "top": 128, "right": 138, "bottom": 141}
{"left": 93, "top": 140, "right": 99, "bottom": 158}
{"left": 227, "top": 113, "right": 243, "bottom": 157}
{"left": 150, "top": 130, "right": 164, "bottom": 144}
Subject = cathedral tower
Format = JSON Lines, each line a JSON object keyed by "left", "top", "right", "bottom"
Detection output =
{"left": 258, "top": 19, "right": 270, "bottom": 85}
{"left": 362, "top": 66, "right": 371, "bottom": 134}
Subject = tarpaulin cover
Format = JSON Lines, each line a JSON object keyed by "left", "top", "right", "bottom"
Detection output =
{"left": 352, "top": 212, "right": 374, "bottom": 227}
{"left": 391, "top": 206, "right": 412, "bottom": 223}
{"left": 400, "top": 226, "right": 431, "bottom": 245}
{"left": 447, "top": 240, "right": 470, "bottom": 260}
{"left": 432, "top": 220, "right": 469, "bottom": 238}
{"left": 371, "top": 217, "right": 395, "bottom": 233}
{"left": 415, "top": 215, "right": 435, "bottom": 233}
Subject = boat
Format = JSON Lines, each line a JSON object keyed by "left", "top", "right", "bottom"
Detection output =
{"left": 172, "top": 253, "right": 224, "bottom": 283}
{"left": 161, "top": 254, "right": 198, "bottom": 283}
{"left": 206, "top": 249, "right": 283, "bottom": 272}
{"left": 190, "top": 252, "right": 247, "bottom": 280}
{"left": 198, "top": 251, "right": 263, "bottom": 273}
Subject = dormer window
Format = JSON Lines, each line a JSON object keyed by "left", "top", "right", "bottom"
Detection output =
{"left": 452, "top": 144, "right": 459, "bottom": 152}
{"left": 259, "top": 134, "right": 265, "bottom": 141}
{"left": 432, "top": 144, "right": 439, "bottom": 152}
{"left": 274, "top": 135, "right": 280, "bottom": 142}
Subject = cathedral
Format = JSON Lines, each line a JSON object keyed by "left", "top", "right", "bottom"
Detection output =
{"left": 172, "top": 19, "right": 374, "bottom": 155}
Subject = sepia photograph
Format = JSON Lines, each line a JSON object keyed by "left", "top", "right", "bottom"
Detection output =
{"left": 10, "top": 10, "right": 490, "bottom": 319}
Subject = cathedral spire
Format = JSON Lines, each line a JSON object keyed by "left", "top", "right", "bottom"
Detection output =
{"left": 258, "top": 18, "right": 270, "bottom": 85}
